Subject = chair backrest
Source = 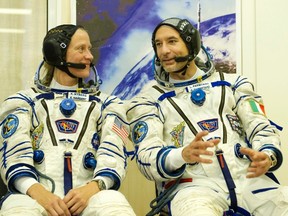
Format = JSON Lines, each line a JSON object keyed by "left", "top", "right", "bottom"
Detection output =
{"left": 0, "top": 178, "right": 7, "bottom": 198}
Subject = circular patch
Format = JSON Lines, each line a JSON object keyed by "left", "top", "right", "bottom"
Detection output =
{"left": 132, "top": 121, "right": 148, "bottom": 144}
{"left": 91, "top": 132, "right": 100, "bottom": 150}
{"left": 2, "top": 114, "right": 19, "bottom": 139}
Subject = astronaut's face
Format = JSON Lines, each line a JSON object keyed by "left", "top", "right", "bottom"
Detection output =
{"left": 66, "top": 29, "right": 94, "bottom": 79}
{"left": 154, "top": 25, "right": 189, "bottom": 73}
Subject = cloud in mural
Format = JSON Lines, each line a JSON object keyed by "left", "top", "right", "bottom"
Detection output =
{"left": 103, "top": 29, "right": 152, "bottom": 91}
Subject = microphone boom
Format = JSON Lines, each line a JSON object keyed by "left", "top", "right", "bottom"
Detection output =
{"left": 65, "top": 62, "right": 86, "bottom": 69}
{"left": 174, "top": 55, "right": 191, "bottom": 62}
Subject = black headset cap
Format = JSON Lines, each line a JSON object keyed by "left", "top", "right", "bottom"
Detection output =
{"left": 42, "top": 24, "right": 83, "bottom": 67}
{"left": 152, "top": 17, "right": 201, "bottom": 60}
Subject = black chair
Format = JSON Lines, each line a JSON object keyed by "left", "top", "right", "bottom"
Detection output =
{"left": 0, "top": 178, "right": 7, "bottom": 198}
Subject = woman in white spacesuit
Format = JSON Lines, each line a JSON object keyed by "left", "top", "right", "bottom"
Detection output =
{"left": 0, "top": 24, "right": 135, "bottom": 216}
{"left": 127, "top": 17, "right": 288, "bottom": 216}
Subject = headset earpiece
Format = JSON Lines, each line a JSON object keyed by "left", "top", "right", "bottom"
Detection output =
{"left": 43, "top": 38, "right": 62, "bottom": 64}
{"left": 42, "top": 33, "right": 70, "bottom": 65}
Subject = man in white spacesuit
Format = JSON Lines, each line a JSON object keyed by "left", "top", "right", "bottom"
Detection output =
{"left": 127, "top": 17, "right": 288, "bottom": 216}
{"left": 0, "top": 24, "right": 136, "bottom": 216}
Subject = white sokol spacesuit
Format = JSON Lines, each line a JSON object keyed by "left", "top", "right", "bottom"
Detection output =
{"left": 128, "top": 18, "right": 288, "bottom": 216}
{"left": 0, "top": 24, "right": 135, "bottom": 216}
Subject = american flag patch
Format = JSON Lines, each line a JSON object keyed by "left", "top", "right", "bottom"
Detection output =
{"left": 112, "top": 117, "right": 129, "bottom": 145}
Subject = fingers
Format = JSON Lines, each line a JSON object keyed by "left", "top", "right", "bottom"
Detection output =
{"left": 193, "top": 140, "right": 215, "bottom": 150}
{"left": 246, "top": 163, "right": 268, "bottom": 178}
{"left": 239, "top": 147, "right": 253, "bottom": 157}
{"left": 194, "top": 130, "right": 209, "bottom": 142}
{"left": 183, "top": 132, "right": 219, "bottom": 164}
{"left": 246, "top": 168, "right": 258, "bottom": 178}
{"left": 183, "top": 131, "right": 224, "bottom": 165}
{"left": 65, "top": 196, "right": 84, "bottom": 216}
{"left": 240, "top": 147, "right": 269, "bottom": 162}
{"left": 48, "top": 200, "right": 71, "bottom": 216}
{"left": 57, "top": 200, "right": 71, "bottom": 216}
{"left": 59, "top": 201, "right": 71, "bottom": 216}
{"left": 192, "top": 133, "right": 217, "bottom": 150}
{"left": 192, "top": 148, "right": 214, "bottom": 163}
{"left": 240, "top": 147, "right": 271, "bottom": 178}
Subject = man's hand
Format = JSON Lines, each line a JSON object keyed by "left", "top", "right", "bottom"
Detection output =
{"left": 240, "top": 147, "right": 271, "bottom": 178}
{"left": 63, "top": 181, "right": 99, "bottom": 215}
{"left": 27, "top": 183, "right": 71, "bottom": 216}
{"left": 182, "top": 131, "right": 220, "bottom": 164}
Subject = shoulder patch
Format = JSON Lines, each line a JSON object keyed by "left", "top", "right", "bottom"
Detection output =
{"left": 91, "top": 132, "right": 100, "bottom": 150}
{"left": 226, "top": 114, "right": 243, "bottom": 136}
{"left": 249, "top": 99, "right": 266, "bottom": 116}
{"left": 132, "top": 121, "right": 148, "bottom": 144}
{"left": 170, "top": 121, "right": 185, "bottom": 147}
{"left": 31, "top": 123, "right": 44, "bottom": 149}
{"left": 2, "top": 114, "right": 19, "bottom": 139}
{"left": 197, "top": 118, "right": 218, "bottom": 132}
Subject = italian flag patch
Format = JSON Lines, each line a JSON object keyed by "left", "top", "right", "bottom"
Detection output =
{"left": 249, "top": 99, "right": 266, "bottom": 116}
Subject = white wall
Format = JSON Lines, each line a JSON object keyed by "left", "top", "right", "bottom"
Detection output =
{"left": 47, "top": 0, "right": 76, "bottom": 29}
{"left": 240, "top": 0, "right": 288, "bottom": 184}
{"left": 0, "top": 0, "right": 47, "bottom": 103}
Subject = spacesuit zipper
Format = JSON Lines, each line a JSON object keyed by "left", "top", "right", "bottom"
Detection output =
{"left": 153, "top": 85, "right": 199, "bottom": 136}
{"left": 73, "top": 102, "right": 96, "bottom": 150}
{"left": 41, "top": 100, "right": 58, "bottom": 146}
{"left": 218, "top": 72, "right": 227, "bottom": 144}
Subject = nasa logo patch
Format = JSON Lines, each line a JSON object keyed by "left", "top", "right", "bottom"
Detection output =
{"left": 132, "top": 121, "right": 148, "bottom": 144}
{"left": 2, "top": 114, "right": 19, "bottom": 139}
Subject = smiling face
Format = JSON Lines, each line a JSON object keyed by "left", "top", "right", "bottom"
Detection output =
{"left": 65, "top": 28, "right": 94, "bottom": 79}
{"left": 154, "top": 25, "right": 189, "bottom": 74}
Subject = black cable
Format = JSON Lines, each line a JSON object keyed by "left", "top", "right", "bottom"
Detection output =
{"left": 146, "top": 178, "right": 181, "bottom": 216}
{"left": 35, "top": 169, "right": 56, "bottom": 193}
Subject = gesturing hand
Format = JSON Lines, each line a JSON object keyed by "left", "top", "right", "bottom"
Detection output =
{"left": 240, "top": 147, "right": 271, "bottom": 178}
{"left": 182, "top": 131, "right": 220, "bottom": 164}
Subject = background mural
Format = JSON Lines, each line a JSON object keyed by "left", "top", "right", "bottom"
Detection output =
{"left": 76, "top": 0, "right": 236, "bottom": 99}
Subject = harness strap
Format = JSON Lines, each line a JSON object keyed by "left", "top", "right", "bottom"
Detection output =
{"left": 216, "top": 148, "right": 237, "bottom": 212}
{"left": 164, "top": 178, "right": 192, "bottom": 189}
{"left": 224, "top": 206, "right": 251, "bottom": 216}
{"left": 64, "top": 151, "right": 73, "bottom": 194}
